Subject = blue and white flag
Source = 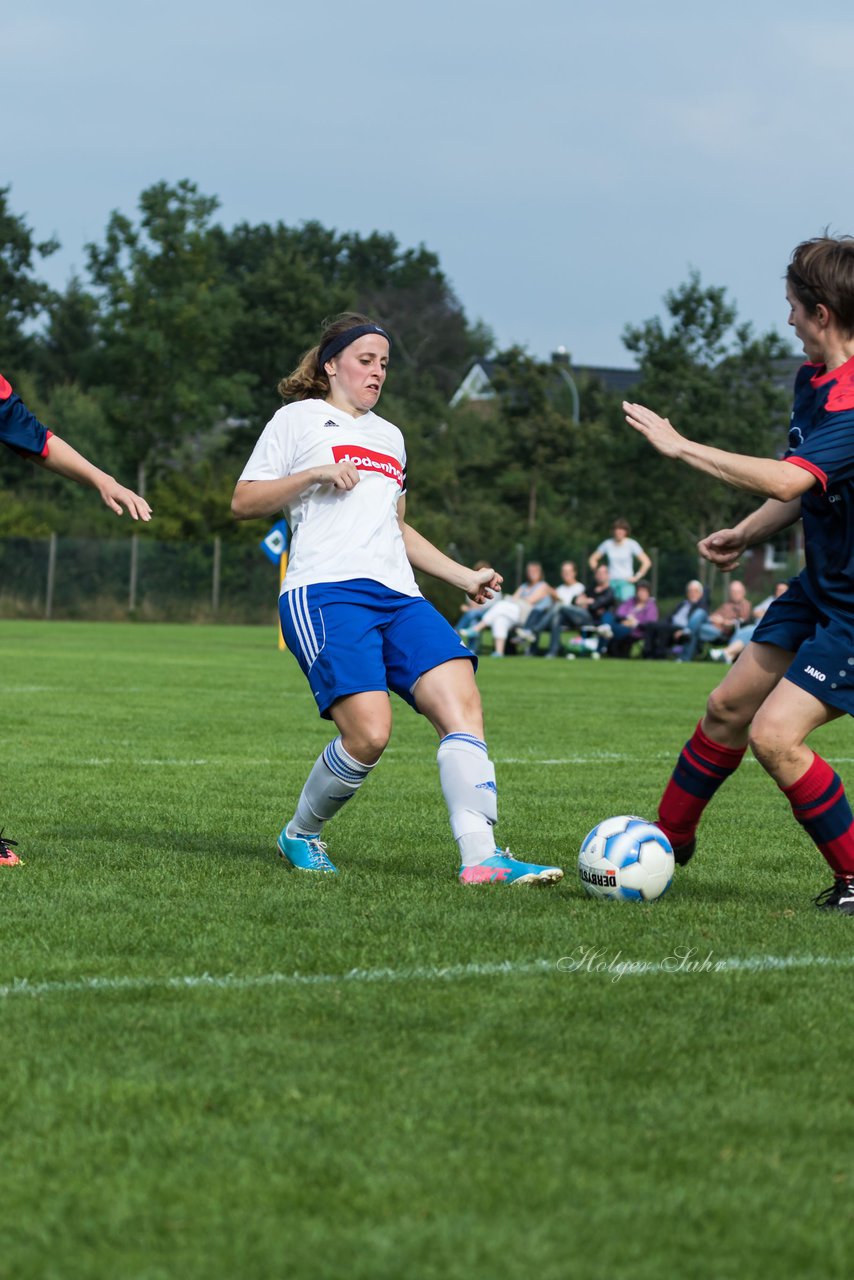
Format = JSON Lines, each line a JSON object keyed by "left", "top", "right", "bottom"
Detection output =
{"left": 260, "top": 520, "right": 289, "bottom": 565}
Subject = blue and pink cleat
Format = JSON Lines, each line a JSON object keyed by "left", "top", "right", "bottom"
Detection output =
{"left": 459, "top": 849, "right": 563, "bottom": 885}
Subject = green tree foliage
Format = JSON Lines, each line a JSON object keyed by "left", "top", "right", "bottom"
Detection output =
{"left": 395, "top": 350, "right": 582, "bottom": 596}
{"left": 486, "top": 349, "right": 578, "bottom": 549}
{"left": 0, "top": 186, "right": 58, "bottom": 376}
{"left": 344, "top": 232, "right": 490, "bottom": 401}
{"left": 36, "top": 275, "right": 99, "bottom": 391}
{"left": 86, "top": 180, "right": 252, "bottom": 485}
{"left": 615, "top": 271, "right": 792, "bottom": 547}
{"left": 214, "top": 218, "right": 351, "bottom": 436}
{"left": 214, "top": 220, "right": 488, "bottom": 442}
{"left": 1, "top": 184, "right": 795, "bottom": 609}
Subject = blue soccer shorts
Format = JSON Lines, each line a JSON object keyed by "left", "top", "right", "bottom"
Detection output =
{"left": 751, "top": 575, "right": 854, "bottom": 715}
{"left": 279, "top": 578, "right": 477, "bottom": 718}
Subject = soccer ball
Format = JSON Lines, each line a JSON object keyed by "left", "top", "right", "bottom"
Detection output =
{"left": 578, "top": 816, "right": 674, "bottom": 902}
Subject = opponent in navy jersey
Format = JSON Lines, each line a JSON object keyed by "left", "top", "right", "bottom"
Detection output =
{"left": 232, "top": 313, "right": 563, "bottom": 886}
{"left": 0, "top": 376, "right": 151, "bottom": 865}
{"left": 622, "top": 235, "right": 854, "bottom": 914}
{"left": 783, "top": 355, "right": 854, "bottom": 614}
{"left": 0, "top": 375, "right": 50, "bottom": 456}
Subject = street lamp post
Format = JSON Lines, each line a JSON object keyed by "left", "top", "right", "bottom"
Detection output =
{"left": 551, "top": 346, "right": 580, "bottom": 423}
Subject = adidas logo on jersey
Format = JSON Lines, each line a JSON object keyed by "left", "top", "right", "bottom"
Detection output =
{"left": 323, "top": 419, "right": 338, "bottom": 429}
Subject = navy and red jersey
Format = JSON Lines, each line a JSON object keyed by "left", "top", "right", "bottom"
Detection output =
{"left": 0, "top": 375, "right": 52, "bottom": 457}
{"left": 784, "top": 355, "right": 854, "bottom": 616}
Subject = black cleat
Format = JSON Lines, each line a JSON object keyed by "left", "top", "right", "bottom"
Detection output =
{"left": 814, "top": 877, "right": 854, "bottom": 914}
{"left": 672, "top": 837, "right": 696, "bottom": 867}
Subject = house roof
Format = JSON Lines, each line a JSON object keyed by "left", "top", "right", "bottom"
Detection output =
{"left": 449, "top": 357, "right": 640, "bottom": 407}
{"left": 450, "top": 352, "right": 805, "bottom": 408}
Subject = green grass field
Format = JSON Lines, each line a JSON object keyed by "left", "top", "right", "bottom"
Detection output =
{"left": 2, "top": 620, "right": 852, "bottom": 1280}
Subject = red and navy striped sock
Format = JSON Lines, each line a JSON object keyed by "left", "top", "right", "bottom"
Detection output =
{"left": 657, "top": 720, "right": 747, "bottom": 848}
{"left": 781, "top": 753, "right": 854, "bottom": 877}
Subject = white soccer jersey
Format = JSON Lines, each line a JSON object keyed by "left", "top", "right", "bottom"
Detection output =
{"left": 239, "top": 398, "right": 421, "bottom": 597}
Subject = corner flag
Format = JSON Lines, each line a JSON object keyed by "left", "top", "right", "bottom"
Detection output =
{"left": 260, "top": 520, "right": 289, "bottom": 565}
{"left": 260, "top": 520, "right": 290, "bottom": 648}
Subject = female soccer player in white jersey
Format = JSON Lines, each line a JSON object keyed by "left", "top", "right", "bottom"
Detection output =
{"left": 232, "top": 313, "right": 562, "bottom": 885}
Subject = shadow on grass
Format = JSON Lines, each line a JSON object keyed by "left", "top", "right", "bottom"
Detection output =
{"left": 27, "top": 825, "right": 274, "bottom": 866}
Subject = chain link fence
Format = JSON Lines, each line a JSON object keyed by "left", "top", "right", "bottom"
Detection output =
{"left": 0, "top": 535, "right": 279, "bottom": 623}
{"left": 0, "top": 534, "right": 804, "bottom": 625}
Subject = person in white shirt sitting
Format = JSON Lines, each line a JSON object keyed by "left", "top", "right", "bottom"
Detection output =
{"left": 515, "top": 560, "right": 586, "bottom": 654}
{"left": 459, "top": 560, "right": 552, "bottom": 658}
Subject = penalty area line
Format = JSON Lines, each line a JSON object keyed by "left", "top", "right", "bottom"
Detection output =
{"left": 1, "top": 953, "right": 853, "bottom": 1001}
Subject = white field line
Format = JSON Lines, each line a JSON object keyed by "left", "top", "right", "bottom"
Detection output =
{"left": 2, "top": 953, "right": 853, "bottom": 1002}
{"left": 70, "top": 754, "right": 854, "bottom": 768}
{"left": 74, "top": 752, "right": 691, "bottom": 767}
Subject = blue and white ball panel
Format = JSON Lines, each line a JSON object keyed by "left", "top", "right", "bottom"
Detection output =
{"left": 578, "top": 816, "right": 674, "bottom": 902}
{"left": 280, "top": 578, "right": 476, "bottom": 719}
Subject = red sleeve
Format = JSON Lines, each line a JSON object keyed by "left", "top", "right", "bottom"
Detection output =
{"left": 784, "top": 455, "right": 826, "bottom": 492}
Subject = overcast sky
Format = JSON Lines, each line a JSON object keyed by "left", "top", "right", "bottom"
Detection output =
{"left": 6, "top": 0, "right": 854, "bottom": 368}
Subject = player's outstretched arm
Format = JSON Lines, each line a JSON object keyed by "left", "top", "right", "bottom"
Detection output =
{"left": 399, "top": 508, "right": 502, "bottom": 602}
{"left": 36, "top": 436, "right": 151, "bottom": 520}
{"left": 623, "top": 401, "right": 814, "bottom": 502}
{"left": 699, "top": 498, "right": 803, "bottom": 570}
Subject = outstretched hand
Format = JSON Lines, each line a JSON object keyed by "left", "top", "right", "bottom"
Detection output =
{"left": 98, "top": 480, "right": 152, "bottom": 521}
{"left": 698, "top": 528, "right": 745, "bottom": 570}
{"left": 466, "top": 565, "right": 503, "bottom": 605}
{"left": 623, "top": 402, "right": 685, "bottom": 459}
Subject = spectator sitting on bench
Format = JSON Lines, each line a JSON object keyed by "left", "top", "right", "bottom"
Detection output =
{"left": 515, "top": 560, "right": 586, "bottom": 654}
{"left": 641, "top": 579, "right": 707, "bottom": 659}
{"left": 607, "top": 581, "right": 659, "bottom": 657}
{"left": 709, "top": 581, "right": 789, "bottom": 663}
{"left": 454, "top": 561, "right": 502, "bottom": 654}
{"left": 543, "top": 563, "right": 617, "bottom": 658}
{"left": 460, "top": 560, "right": 552, "bottom": 658}
{"left": 677, "top": 578, "right": 752, "bottom": 663}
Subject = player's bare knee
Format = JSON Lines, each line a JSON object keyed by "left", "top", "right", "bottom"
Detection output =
{"left": 705, "top": 685, "right": 749, "bottom": 733}
{"left": 343, "top": 723, "right": 391, "bottom": 764}
{"left": 748, "top": 717, "right": 799, "bottom": 772}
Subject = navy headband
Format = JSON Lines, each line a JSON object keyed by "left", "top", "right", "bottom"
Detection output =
{"left": 318, "top": 324, "right": 391, "bottom": 371}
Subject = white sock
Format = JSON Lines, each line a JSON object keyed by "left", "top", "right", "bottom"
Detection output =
{"left": 286, "top": 737, "right": 376, "bottom": 838}
{"left": 437, "top": 732, "right": 498, "bottom": 866}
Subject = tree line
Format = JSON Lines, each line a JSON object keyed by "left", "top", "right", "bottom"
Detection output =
{"left": 1, "top": 180, "right": 794, "bottom": 612}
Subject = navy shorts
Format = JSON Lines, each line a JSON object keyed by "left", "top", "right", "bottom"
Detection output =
{"left": 751, "top": 575, "right": 854, "bottom": 715}
{"left": 279, "top": 578, "right": 477, "bottom": 718}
